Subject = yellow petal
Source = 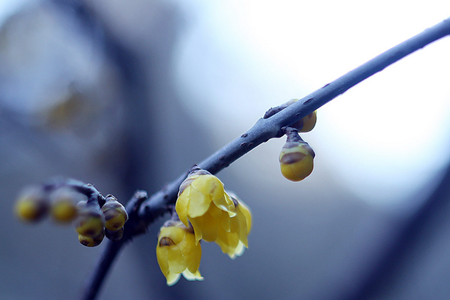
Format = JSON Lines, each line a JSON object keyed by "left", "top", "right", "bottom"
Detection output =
{"left": 192, "top": 175, "right": 225, "bottom": 201}
{"left": 182, "top": 269, "right": 204, "bottom": 281}
{"left": 218, "top": 193, "right": 236, "bottom": 216}
{"left": 200, "top": 210, "right": 220, "bottom": 242}
{"left": 229, "top": 213, "right": 239, "bottom": 234}
{"left": 160, "top": 226, "right": 185, "bottom": 245}
{"left": 220, "top": 210, "right": 231, "bottom": 232}
{"left": 167, "top": 245, "right": 187, "bottom": 274}
{"left": 230, "top": 241, "right": 246, "bottom": 260}
{"left": 166, "top": 272, "right": 181, "bottom": 286}
{"left": 238, "top": 200, "right": 252, "bottom": 234}
{"left": 214, "top": 233, "right": 230, "bottom": 255}
{"left": 190, "top": 215, "right": 204, "bottom": 244}
{"left": 175, "top": 191, "right": 189, "bottom": 227}
{"left": 187, "top": 187, "right": 211, "bottom": 218}
{"left": 236, "top": 207, "right": 249, "bottom": 247}
{"left": 180, "top": 231, "right": 202, "bottom": 274}
{"left": 156, "top": 244, "right": 169, "bottom": 277}
{"left": 227, "top": 232, "right": 240, "bottom": 250}
{"left": 208, "top": 202, "right": 223, "bottom": 218}
{"left": 216, "top": 229, "right": 240, "bottom": 258}
{"left": 212, "top": 195, "right": 231, "bottom": 213}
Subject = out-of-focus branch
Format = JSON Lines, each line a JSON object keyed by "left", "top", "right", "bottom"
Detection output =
{"left": 82, "top": 16, "right": 450, "bottom": 300}
{"left": 342, "top": 162, "right": 450, "bottom": 300}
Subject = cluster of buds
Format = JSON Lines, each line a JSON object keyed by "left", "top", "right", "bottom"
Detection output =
{"left": 14, "top": 181, "right": 128, "bottom": 247}
{"left": 75, "top": 195, "right": 128, "bottom": 247}
{"left": 15, "top": 185, "right": 84, "bottom": 224}
{"left": 156, "top": 167, "right": 252, "bottom": 285}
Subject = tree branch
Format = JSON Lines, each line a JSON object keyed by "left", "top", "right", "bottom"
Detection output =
{"left": 138, "top": 16, "right": 450, "bottom": 223}
{"left": 82, "top": 17, "right": 450, "bottom": 300}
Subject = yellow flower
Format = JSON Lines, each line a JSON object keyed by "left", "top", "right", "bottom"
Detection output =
{"left": 175, "top": 167, "right": 252, "bottom": 259}
{"left": 176, "top": 169, "right": 236, "bottom": 244}
{"left": 215, "top": 192, "right": 252, "bottom": 259}
{"left": 156, "top": 221, "right": 203, "bottom": 286}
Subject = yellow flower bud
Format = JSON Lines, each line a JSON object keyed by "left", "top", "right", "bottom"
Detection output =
{"left": 283, "top": 100, "right": 317, "bottom": 132}
{"left": 279, "top": 141, "right": 315, "bottom": 182}
{"left": 78, "top": 230, "right": 104, "bottom": 247}
{"left": 74, "top": 201, "right": 105, "bottom": 238}
{"left": 101, "top": 196, "right": 128, "bottom": 231}
{"left": 297, "top": 111, "right": 317, "bottom": 132}
{"left": 176, "top": 169, "right": 236, "bottom": 244}
{"left": 49, "top": 187, "right": 81, "bottom": 223}
{"left": 15, "top": 186, "right": 49, "bottom": 222}
{"left": 156, "top": 221, "right": 203, "bottom": 286}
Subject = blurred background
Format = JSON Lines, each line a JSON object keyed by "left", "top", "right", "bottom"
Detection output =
{"left": 1, "top": 0, "right": 450, "bottom": 299}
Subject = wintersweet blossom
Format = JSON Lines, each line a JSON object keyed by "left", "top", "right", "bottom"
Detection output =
{"left": 176, "top": 168, "right": 236, "bottom": 244}
{"left": 156, "top": 220, "right": 203, "bottom": 286}
{"left": 175, "top": 167, "right": 252, "bottom": 258}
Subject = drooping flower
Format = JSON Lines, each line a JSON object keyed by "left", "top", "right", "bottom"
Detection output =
{"left": 175, "top": 167, "right": 236, "bottom": 244}
{"left": 156, "top": 220, "right": 203, "bottom": 286}
{"left": 175, "top": 167, "right": 252, "bottom": 259}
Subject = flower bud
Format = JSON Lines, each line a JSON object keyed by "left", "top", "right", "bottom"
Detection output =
{"left": 74, "top": 201, "right": 105, "bottom": 238}
{"left": 78, "top": 230, "right": 104, "bottom": 247}
{"left": 297, "top": 111, "right": 317, "bottom": 132}
{"left": 279, "top": 128, "right": 315, "bottom": 182}
{"left": 279, "top": 142, "right": 315, "bottom": 181}
{"left": 265, "top": 99, "right": 317, "bottom": 132}
{"left": 101, "top": 195, "right": 128, "bottom": 231}
{"left": 49, "top": 187, "right": 82, "bottom": 223}
{"left": 15, "top": 186, "right": 49, "bottom": 222}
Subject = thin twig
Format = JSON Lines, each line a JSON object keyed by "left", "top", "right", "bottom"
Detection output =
{"left": 82, "top": 17, "right": 450, "bottom": 300}
{"left": 81, "top": 191, "right": 148, "bottom": 300}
